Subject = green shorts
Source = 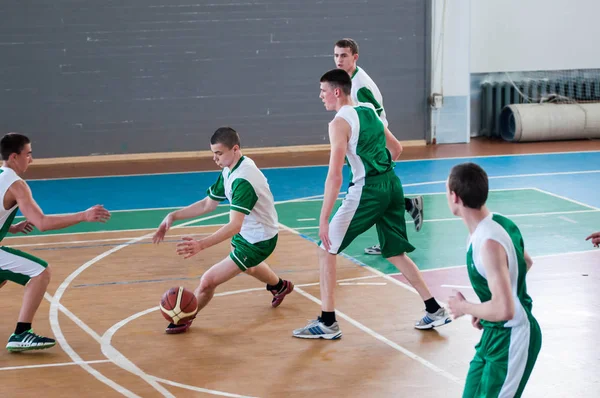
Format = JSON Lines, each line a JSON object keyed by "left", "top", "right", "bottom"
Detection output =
{"left": 229, "top": 233, "right": 278, "bottom": 271}
{"left": 463, "top": 316, "right": 542, "bottom": 397}
{"left": 0, "top": 246, "right": 48, "bottom": 286}
{"left": 325, "top": 170, "right": 415, "bottom": 258}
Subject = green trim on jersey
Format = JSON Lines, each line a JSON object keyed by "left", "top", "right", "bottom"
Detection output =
{"left": 351, "top": 67, "right": 359, "bottom": 78}
{"left": 228, "top": 156, "right": 245, "bottom": 175}
{"left": 354, "top": 106, "right": 394, "bottom": 177}
{"left": 230, "top": 178, "right": 258, "bottom": 215}
{"left": 0, "top": 207, "right": 18, "bottom": 242}
{"left": 207, "top": 173, "right": 226, "bottom": 202}
{"left": 356, "top": 87, "right": 383, "bottom": 117}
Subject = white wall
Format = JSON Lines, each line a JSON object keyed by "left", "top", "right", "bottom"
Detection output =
{"left": 471, "top": 0, "right": 600, "bottom": 73}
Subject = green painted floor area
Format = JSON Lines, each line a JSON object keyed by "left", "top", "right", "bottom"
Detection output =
{"left": 6, "top": 189, "right": 598, "bottom": 275}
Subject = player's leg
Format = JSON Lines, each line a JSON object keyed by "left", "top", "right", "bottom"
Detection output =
{"left": 405, "top": 196, "right": 424, "bottom": 232}
{"left": 166, "top": 255, "right": 242, "bottom": 334}
{"left": 376, "top": 177, "right": 450, "bottom": 329}
{"left": 231, "top": 234, "right": 294, "bottom": 307}
{"left": 0, "top": 247, "right": 55, "bottom": 352}
{"left": 293, "top": 183, "right": 380, "bottom": 340}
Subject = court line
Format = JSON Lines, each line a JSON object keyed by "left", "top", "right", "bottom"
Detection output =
{"left": 48, "top": 211, "right": 233, "bottom": 397}
{"left": 532, "top": 187, "right": 600, "bottom": 211}
{"left": 403, "top": 169, "right": 600, "bottom": 188}
{"left": 27, "top": 150, "right": 600, "bottom": 181}
{"left": 0, "top": 360, "right": 111, "bottom": 372}
{"left": 292, "top": 209, "right": 600, "bottom": 231}
{"left": 292, "top": 286, "right": 462, "bottom": 384}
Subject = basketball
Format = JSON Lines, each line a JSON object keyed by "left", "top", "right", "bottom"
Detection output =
{"left": 160, "top": 286, "right": 198, "bottom": 325}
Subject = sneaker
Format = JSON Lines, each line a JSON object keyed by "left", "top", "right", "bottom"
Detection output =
{"left": 408, "top": 196, "right": 424, "bottom": 232}
{"left": 292, "top": 318, "right": 342, "bottom": 340}
{"left": 165, "top": 318, "right": 195, "bottom": 334}
{"left": 6, "top": 330, "right": 56, "bottom": 352}
{"left": 270, "top": 280, "right": 294, "bottom": 308}
{"left": 364, "top": 244, "right": 382, "bottom": 255}
{"left": 414, "top": 307, "right": 452, "bottom": 330}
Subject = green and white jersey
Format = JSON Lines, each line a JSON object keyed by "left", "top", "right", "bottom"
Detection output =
{"left": 466, "top": 213, "right": 535, "bottom": 329}
{"left": 351, "top": 66, "right": 388, "bottom": 127}
{"left": 334, "top": 104, "right": 394, "bottom": 186}
{"left": 207, "top": 156, "right": 278, "bottom": 244}
{"left": 0, "top": 167, "right": 21, "bottom": 242}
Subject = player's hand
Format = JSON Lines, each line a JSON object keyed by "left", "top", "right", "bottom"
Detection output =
{"left": 176, "top": 236, "right": 204, "bottom": 259}
{"left": 471, "top": 316, "right": 483, "bottom": 330}
{"left": 83, "top": 205, "right": 111, "bottom": 223}
{"left": 448, "top": 290, "right": 467, "bottom": 319}
{"left": 319, "top": 219, "right": 331, "bottom": 251}
{"left": 585, "top": 232, "right": 600, "bottom": 247}
{"left": 153, "top": 213, "right": 174, "bottom": 244}
{"left": 10, "top": 220, "right": 34, "bottom": 234}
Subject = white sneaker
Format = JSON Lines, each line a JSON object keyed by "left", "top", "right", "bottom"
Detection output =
{"left": 293, "top": 318, "right": 342, "bottom": 340}
{"left": 414, "top": 307, "right": 452, "bottom": 330}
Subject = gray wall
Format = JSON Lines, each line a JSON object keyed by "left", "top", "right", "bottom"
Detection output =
{"left": 0, "top": 1, "right": 428, "bottom": 158}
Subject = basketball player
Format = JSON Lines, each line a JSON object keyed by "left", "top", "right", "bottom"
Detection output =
{"left": 446, "top": 162, "right": 542, "bottom": 397}
{"left": 333, "top": 38, "right": 424, "bottom": 256}
{"left": 0, "top": 133, "right": 111, "bottom": 352}
{"left": 292, "top": 70, "right": 450, "bottom": 339}
{"left": 153, "top": 127, "right": 294, "bottom": 334}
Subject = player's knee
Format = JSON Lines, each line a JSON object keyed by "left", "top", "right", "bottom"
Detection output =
{"left": 199, "top": 273, "right": 217, "bottom": 292}
{"left": 39, "top": 265, "right": 52, "bottom": 285}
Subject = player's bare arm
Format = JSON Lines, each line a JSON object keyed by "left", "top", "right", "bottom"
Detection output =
{"left": 319, "top": 117, "right": 350, "bottom": 251}
{"left": 9, "top": 180, "right": 110, "bottom": 232}
{"left": 176, "top": 210, "right": 245, "bottom": 259}
{"left": 384, "top": 126, "right": 403, "bottom": 160}
{"left": 153, "top": 197, "right": 219, "bottom": 244}
{"left": 449, "top": 239, "right": 515, "bottom": 322}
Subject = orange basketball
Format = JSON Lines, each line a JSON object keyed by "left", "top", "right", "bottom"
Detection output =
{"left": 160, "top": 286, "right": 198, "bottom": 325}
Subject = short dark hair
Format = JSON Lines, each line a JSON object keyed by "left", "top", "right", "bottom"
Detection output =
{"left": 320, "top": 69, "right": 352, "bottom": 96}
{"left": 448, "top": 162, "right": 489, "bottom": 209}
{"left": 1, "top": 133, "right": 31, "bottom": 161}
{"left": 210, "top": 127, "right": 240, "bottom": 149}
{"left": 335, "top": 38, "right": 359, "bottom": 55}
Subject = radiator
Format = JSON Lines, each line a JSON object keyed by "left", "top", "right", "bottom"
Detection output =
{"left": 479, "top": 78, "right": 600, "bottom": 137}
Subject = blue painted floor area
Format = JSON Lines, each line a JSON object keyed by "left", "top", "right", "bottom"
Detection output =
{"left": 27, "top": 151, "right": 600, "bottom": 214}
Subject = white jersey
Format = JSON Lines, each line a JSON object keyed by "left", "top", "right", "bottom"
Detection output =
{"left": 351, "top": 66, "right": 389, "bottom": 127}
{"left": 207, "top": 156, "right": 278, "bottom": 244}
{"left": 0, "top": 166, "right": 22, "bottom": 242}
{"left": 468, "top": 213, "right": 534, "bottom": 329}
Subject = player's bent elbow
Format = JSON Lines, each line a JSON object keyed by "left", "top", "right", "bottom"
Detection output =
{"left": 499, "top": 300, "right": 515, "bottom": 320}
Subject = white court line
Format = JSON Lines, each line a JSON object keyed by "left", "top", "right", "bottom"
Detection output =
{"left": 7, "top": 233, "right": 214, "bottom": 248}
{"left": 27, "top": 150, "right": 600, "bottom": 181}
{"left": 441, "top": 285, "right": 473, "bottom": 290}
{"left": 48, "top": 211, "right": 232, "bottom": 397}
{"left": 403, "top": 169, "right": 600, "bottom": 187}
{"left": 532, "top": 187, "right": 600, "bottom": 211}
{"left": 0, "top": 360, "right": 111, "bottom": 372}
{"left": 297, "top": 218, "right": 316, "bottom": 221}
{"left": 293, "top": 286, "right": 462, "bottom": 385}
{"left": 558, "top": 216, "right": 578, "bottom": 224}
{"left": 3, "top": 222, "right": 228, "bottom": 240}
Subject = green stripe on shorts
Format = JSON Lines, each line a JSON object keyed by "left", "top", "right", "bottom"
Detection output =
{"left": 229, "top": 234, "right": 277, "bottom": 271}
{"left": 0, "top": 246, "right": 48, "bottom": 286}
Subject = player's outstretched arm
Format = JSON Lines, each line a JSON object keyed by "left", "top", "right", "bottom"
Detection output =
{"left": 176, "top": 210, "right": 244, "bottom": 259}
{"left": 153, "top": 197, "right": 219, "bottom": 244}
{"left": 448, "top": 239, "right": 515, "bottom": 322}
{"left": 11, "top": 180, "right": 110, "bottom": 232}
